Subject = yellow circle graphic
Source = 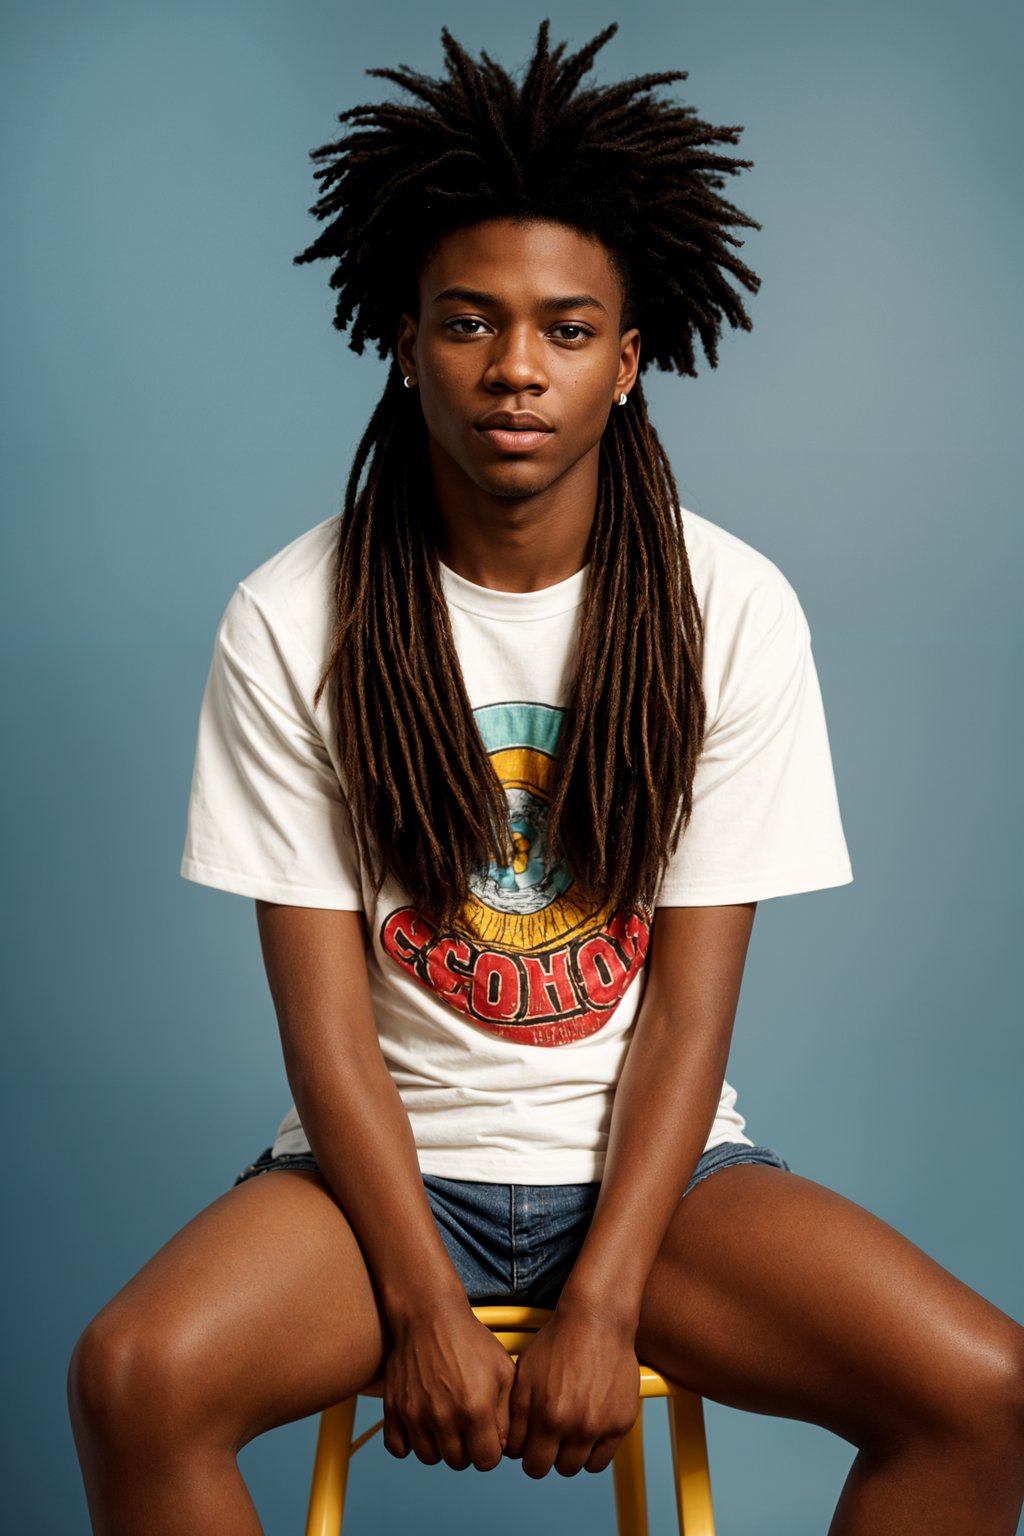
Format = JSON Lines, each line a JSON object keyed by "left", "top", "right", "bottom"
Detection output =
{"left": 456, "top": 745, "right": 615, "bottom": 950}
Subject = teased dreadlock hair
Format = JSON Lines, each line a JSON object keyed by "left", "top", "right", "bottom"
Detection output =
{"left": 296, "top": 21, "right": 760, "bottom": 925}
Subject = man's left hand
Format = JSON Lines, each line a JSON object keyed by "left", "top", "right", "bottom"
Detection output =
{"left": 503, "top": 1308, "right": 640, "bottom": 1478}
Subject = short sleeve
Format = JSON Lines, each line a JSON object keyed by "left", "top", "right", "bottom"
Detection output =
{"left": 180, "top": 582, "right": 364, "bottom": 909}
{"left": 655, "top": 581, "right": 853, "bottom": 906}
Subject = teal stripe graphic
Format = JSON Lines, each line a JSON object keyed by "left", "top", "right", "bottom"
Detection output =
{"left": 474, "top": 701, "right": 564, "bottom": 755}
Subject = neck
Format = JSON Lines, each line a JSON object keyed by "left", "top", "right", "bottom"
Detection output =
{"left": 429, "top": 441, "right": 600, "bottom": 593}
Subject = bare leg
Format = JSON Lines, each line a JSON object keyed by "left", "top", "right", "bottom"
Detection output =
{"left": 68, "top": 1170, "right": 391, "bottom": 1536}
{"left": 635, "top": 1166, "right": 1024, "bottom": 1535}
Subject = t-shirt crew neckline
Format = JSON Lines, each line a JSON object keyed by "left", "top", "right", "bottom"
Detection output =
{"left": 438, "top": 559, "right": 588, "bottom": 621}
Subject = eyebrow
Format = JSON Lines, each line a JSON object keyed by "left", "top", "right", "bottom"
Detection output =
{"left": 431, "top": 286, "right": 608, "bottom": 314}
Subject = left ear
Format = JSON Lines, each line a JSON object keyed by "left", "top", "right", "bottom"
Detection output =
{"left": 615, "top": 328, "right": 641, "bottom": 404}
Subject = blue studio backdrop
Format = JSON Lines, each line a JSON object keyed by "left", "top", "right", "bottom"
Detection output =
{"left": 3, "top": 2, "right": 1021, "bottom": 1532}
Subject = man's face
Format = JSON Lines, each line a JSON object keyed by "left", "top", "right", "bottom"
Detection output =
{"left": 397, "top": 218, "right": 640, "bottom": 505}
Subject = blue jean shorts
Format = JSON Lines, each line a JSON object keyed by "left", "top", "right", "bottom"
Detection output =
{"left": 233, "top": 1140, "right": 792, "bottom": 1308}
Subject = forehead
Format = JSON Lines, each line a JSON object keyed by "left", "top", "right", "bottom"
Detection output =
{"left": 417, "top": 218, "right": 624, "bottom": 311}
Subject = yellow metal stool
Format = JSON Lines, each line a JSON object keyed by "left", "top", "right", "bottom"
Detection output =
{"left": 305, "top": 1305, "right": 715, "bottom": 1536}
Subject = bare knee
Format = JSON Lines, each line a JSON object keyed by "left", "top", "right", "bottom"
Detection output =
{"left": 910, "top": 1324, "right": 1024, "bottom": 1463}
{"left": 68, "top": 1304, "right": 212, "bottom": 1452}
{"left": 963, "top": 1331, "right": 1024, "bottom": 1450}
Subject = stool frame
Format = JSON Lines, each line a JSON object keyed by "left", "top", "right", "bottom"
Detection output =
{"left": 305, "top": 1304, "right": 715, "bottom": 1536}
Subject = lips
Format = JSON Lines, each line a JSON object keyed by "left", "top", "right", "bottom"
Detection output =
{"left": 476, "top": 410, "right": 554, "bottom": 432}
{"left": 475, "top": 409, "right": 554, "bottom": 454}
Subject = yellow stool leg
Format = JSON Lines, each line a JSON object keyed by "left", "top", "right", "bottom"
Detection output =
{"left": 612, "top": 1404, "right": 650, "bottom": 1536}
{"left": 668, "top": 1392, "right": 715, "bottom": 1536}
{"left": 305, "top": 1399, "right": 357, "bottom": 1536}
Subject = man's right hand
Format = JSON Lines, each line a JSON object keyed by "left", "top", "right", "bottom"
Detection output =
{"left": 382, "top": 1302, "right": 516, "bottom": 1471}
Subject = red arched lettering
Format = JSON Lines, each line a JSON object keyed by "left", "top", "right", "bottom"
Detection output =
{"left": 575, "top": 934, "right": 628, "bottom": 1009}
{"left": 469, "top": 951, "right": 522, "bottom": 1023}
{"left": 520, "top": 948, "right": 581, "bottom": 1021}
{"left": 380, "top": 908, "right": 436, "bottom": 979}
{"left": 425, "top": 934, "right": 474, "bottom": 1015}
{"left": 604, "top": 910, "right": 650, "bottom": 973}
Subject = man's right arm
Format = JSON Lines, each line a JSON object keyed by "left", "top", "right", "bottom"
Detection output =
{"left": 255, "top": 899, "right": 514, "bottom": 1471}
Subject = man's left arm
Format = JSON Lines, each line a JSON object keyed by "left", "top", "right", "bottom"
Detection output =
{"left": 503, "top": 901, "right": 757, "bottom": 1479}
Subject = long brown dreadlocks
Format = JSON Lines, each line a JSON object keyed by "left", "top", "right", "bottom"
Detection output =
{"left": 294, "top": 21, "right": 760, "bottom": 926}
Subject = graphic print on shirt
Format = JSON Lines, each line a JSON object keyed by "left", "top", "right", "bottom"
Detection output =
{"left": 380, "top": 702, "right": 651, "bottom": 1046}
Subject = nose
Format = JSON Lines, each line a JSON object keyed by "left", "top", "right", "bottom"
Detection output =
{"left": 483, "top": 323, "right": 549, "bottom": 395}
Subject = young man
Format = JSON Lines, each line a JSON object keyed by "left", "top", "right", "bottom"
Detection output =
{"left": 69, "top": 26, "right": 1024, "bottom": 1533}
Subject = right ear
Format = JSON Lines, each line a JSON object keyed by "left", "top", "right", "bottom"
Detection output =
{"left": 396, "top": 314, "right": 418, "bottom": 384}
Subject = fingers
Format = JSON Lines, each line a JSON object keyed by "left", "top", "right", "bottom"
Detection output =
{"left": 384, "top": 1323, "right": 636, "bottom": 1477}
{"left": 520, "top": 1425, "right": 614, "bottom": 1480}
{"left": 383, "top": 1410, "right": 445, "bottom": 1467}
{"left": 405, "top": 1422, "right": 503, "bottom": 1472}
{"left": 447, "top": 1377, "right": 510, "bottom": 1471}
{"left": 464, "top": 1420, "right": 504, "bottom": 1473}
{"left": 470, "top": 1372, "right": 512, "bottom": 1472}
{"left": 385, "top": 1402, "right": 506, "bottom": 1472}
{"left": 524, "top": 1424, "right": 583, "bottom": 1480}
{"left": 396, "top": 1415, "right": 622, "bottom": 1478}
{"left": 382, "top": 1412, "right": 411, "bottom": 1460}
{"left": 383, "top": 1411, "right": 454, "bottom": 1468}
{"left": 505, "top": 1391, "right": 592, "bottom": 1478}
{"left": 505, "top": 1376, "right": 631, "bottom": 1478}
{"left": 387, "top": 1383, "right": 625, "bottom": 1476}
{"left": 408, "top": 1430, "right": 445, "bottom": 1467}
{"left": 583, "top": 1432, "right": 623, "bottom": 1475}
{"left": 504, "top": 1384, "right": 531, "bottom": 1461}
{"left": 433, "top": 1432, "right": 470, "bottom": 1471}
{"left": 493, "top": 1371, "right": 511, "bottom": 1453}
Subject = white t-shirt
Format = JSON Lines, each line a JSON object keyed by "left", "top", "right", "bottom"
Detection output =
{"left": 181, "top": 509, "right": 853, "bottom": 1182}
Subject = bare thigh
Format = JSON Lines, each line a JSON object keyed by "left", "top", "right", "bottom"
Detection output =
{"left": 73, "top": 1169, "right": 391, "bottom": 1448}
{"left": 635, "top": 1165, "right": 1024, "bottom": 1451}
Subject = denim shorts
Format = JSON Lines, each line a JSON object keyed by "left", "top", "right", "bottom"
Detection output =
{"left": 233, "top": 1140, "right": 792, "bottom": 1308}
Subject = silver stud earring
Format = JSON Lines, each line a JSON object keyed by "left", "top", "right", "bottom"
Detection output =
{"left": 617, "top": 392, "right": 628, "bottom": 406}
{"left": 403, "top": 375, "right": 416, "bottom": 390}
